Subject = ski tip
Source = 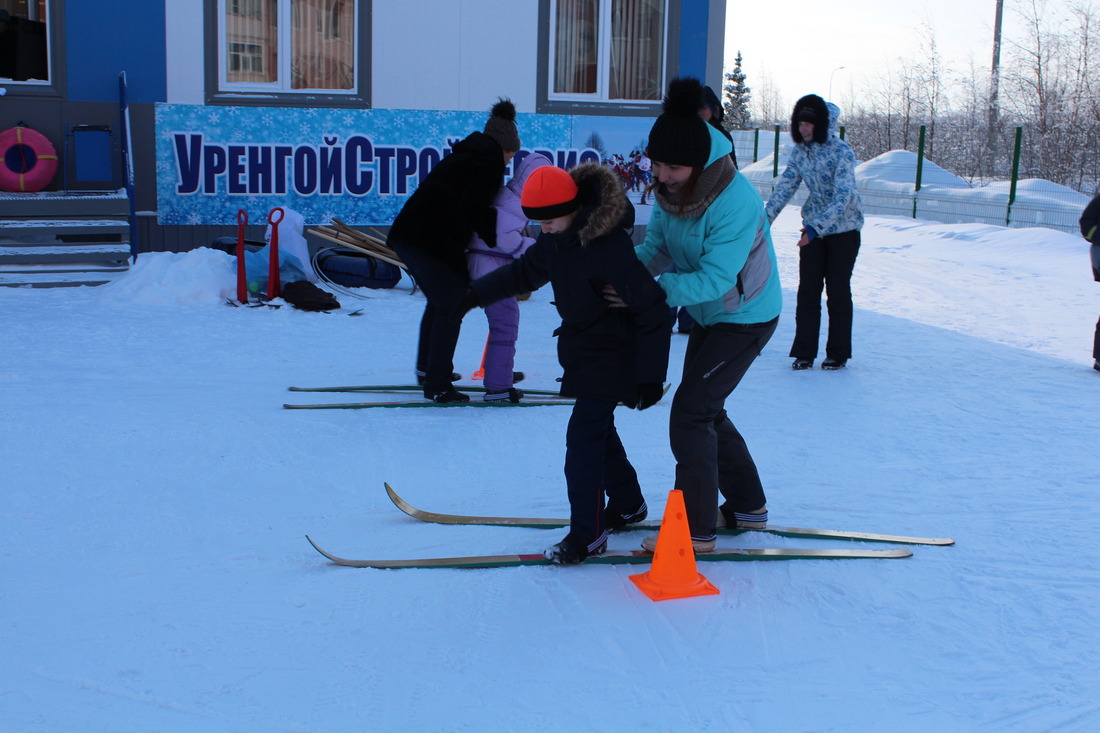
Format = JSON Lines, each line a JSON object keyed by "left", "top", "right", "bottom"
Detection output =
{"left": 383, "top": 482, "right": 422, "bottom": 520}
{"left": 305, "top": 534, "right": 349, "bottom": 565}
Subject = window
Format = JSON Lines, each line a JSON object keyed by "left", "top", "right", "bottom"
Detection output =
{"left": 227, "top": 42, "right": 265, "bottom": 76}
{"left": 548, "top": 0, "right": 667, "bottom": 106}
{"left": 0, "top": 0, "right": 52, "bottom": 85}
{"left": 208, "top": 0, "right": 370, "bottom": 106}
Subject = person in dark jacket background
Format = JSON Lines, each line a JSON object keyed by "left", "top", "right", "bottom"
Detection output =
{"left": 701, "top": 85, "right": 737, "bottom": 169}
{"left": 670, "top": 85, "right": 737, "bottom": 337}
{"left": 388, "top": 99, "right": 520, "bottom": 402}
{"left": 1079, "top": 192, "right": 1100, "bottom": 372}
{"left": 457, "top": 163, "right": 672, "bottom": 564}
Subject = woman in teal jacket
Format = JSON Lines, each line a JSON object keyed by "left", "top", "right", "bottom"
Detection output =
{"left": 627, "top": 78, "right": 782, "bottom": 551}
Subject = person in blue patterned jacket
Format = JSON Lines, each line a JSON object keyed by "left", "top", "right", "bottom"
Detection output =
{"left": 766, "top": 94, "right": 863, "bottom": 370}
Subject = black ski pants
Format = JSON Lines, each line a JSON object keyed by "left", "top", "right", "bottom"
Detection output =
{"left": 669, "top": 318, "right": 778, "bottom": 540}
{"left": 563, "top": 395, "right": 644, "bottom": 546}
{"left": 790, "top": 229, "right": 861, "bottom": 361}
{"left": 389, "top": 240, "right": 469, "bottom": 394}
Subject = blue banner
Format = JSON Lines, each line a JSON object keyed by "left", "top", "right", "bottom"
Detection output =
{"left": 156, "top": 104, "right": 658, "bottom": 226}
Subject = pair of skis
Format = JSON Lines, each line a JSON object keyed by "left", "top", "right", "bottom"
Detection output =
{"left": 305, "top": 484, "right": 954, "bottom": 569}
{"left": 284, "top": 383, "right": 571, "bottom": 410}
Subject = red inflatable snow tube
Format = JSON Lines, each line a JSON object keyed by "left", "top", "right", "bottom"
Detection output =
{"left": 0, "top": 126, "right": 59, "bottom": 192}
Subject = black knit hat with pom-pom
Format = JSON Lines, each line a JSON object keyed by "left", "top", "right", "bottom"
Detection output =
{"left": 483, "top": 98, "right": 521, "bottom": 152}
{"left": 646, "top": 78, "right": 711, "bottom": 167}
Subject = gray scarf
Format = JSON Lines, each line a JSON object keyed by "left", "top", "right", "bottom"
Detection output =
{"left": 655, "top": 155, "right": 736, "bottom": 218}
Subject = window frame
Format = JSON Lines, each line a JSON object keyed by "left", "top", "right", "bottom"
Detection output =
{"left": 204, "top": 0, "right": 370, "bottom": 108}
{"left": 537, "top": 0, "right": 677, "bottom": 117}
{"left": 0, "top": 0, "right": 66, "bottom": 99}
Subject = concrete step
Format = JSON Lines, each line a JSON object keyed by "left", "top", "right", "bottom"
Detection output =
{"left": 0, "top": 191, "right": 130, "bottom": 218}
{"left": 0, "top": 242, "right": 132, "bottom": 264}
{"left": 0, "top": 265, "right": 129, "bottom": 288}
{"left": 0, "top": 219, "right": 131, "bottom": 238}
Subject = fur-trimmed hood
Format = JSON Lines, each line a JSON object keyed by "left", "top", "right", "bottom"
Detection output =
{"left": 767, "top": 96, "right": 863, "bottom": 236}
{"left": 790, "top": 94, "right": 842, "bottom": 145}
{"left": 568, "top": 162, "right": 634, "bottom": 246}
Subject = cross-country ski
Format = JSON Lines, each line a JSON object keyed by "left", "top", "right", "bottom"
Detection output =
{"left": 283, "top": 398, "right": 574, "bottom": 409}
{"left": 382, "top": 483, "right": 955, "bottom": 546}
{"left": 305, "top": 535, "right": 912, "bottom": 569}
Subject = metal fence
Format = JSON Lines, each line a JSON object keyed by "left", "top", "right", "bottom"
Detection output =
{"left": 731, "top": 125, "right": 1095, "bottom": 236}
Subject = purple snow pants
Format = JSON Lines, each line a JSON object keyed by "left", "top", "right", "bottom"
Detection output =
{"left": 467, "top": 250, "right": 520, "bottom": 392}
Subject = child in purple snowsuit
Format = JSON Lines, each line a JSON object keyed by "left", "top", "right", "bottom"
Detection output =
{"left": 466, "top": 152, "right": 552, "bottom": 401}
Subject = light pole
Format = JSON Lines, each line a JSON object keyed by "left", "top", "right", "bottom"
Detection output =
{"left": 829, "top": 66, "right": 846, "bottom": 100}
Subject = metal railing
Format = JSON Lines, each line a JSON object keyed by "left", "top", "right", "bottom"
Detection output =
{"left": 731, "top": 125, "right": 1095, "bottom": 235}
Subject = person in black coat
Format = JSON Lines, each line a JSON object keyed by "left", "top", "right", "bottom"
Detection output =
{"left": 457, "top": 163, "right": 672, "bottom": 563}
{"left": 701, "top": 84, "right": 737, "bottom": 169}
{"left": 388, "top": 99, "right": 520, "bottom": 402}
{"left": 1079, "top": 193, "right": 1100, "bottom": 371}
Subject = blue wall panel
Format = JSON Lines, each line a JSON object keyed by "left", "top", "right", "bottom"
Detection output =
{"left": 65, "top": 0, "right": 166, "bottom": 103}
{"left": 677, "top": 0, "right": 709, "bottom": 80}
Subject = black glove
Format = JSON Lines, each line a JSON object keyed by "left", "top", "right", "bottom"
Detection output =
{"left": 450, "top": 289, "right": 480, "bottom": 323}
{"left": 635, "top": 382, "right": 664, "bottom": 410}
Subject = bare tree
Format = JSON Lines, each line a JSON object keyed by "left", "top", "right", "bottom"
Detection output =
{"left": 759, "top": 0, "right": 1100, "bottom": 194}
{"left": 749, "top": 69, "right": 785, "bottom": 127}
{"left": 912, "top": 20, "right": 946, "bottom": 157}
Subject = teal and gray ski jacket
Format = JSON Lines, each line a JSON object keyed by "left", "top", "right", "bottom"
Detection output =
{"left": 635, "top": 124, "right": 782, "bottom": 327}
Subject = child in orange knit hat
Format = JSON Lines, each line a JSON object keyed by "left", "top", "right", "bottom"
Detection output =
{"left": 454, "top": 163, "right": 672, "bottom": 564}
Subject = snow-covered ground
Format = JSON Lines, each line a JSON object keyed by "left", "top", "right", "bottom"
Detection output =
{"left": 2, "top": 205, "right": 1099, "bottom": 731}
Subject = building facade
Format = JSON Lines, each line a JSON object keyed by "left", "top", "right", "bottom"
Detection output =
{"left": 2, "top": 0, "right": 727, "bottom": 250}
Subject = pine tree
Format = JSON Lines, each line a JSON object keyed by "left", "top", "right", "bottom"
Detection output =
{"left": 723, "top": 51, "right": 752, "bottom": 130}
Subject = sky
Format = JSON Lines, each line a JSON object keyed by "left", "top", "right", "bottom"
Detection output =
{"left": 725, "top": 0, "right": 1015, "bottom": 113}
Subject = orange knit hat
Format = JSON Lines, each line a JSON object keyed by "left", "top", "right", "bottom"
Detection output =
{"left": 521, "top": 166, "right": 579, "bottom": 221}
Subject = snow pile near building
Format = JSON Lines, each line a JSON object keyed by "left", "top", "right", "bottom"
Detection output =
{"left": 103, "top": 247, "right": 235, "bottom": 305}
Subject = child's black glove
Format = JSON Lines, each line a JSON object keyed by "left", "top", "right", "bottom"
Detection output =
{"left": 635, "top": 382, "right": 664, "bottom": 410}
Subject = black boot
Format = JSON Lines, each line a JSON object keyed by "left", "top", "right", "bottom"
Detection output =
{"left": 425, "top": 386, "right": 470, "bottom": 403}
{"left": 544, "top": 533, "right": 608, "bottom": 565}
{"left": 483, "top": 388, "right": 523, "bottom": 403}
{"left": 792, "top": 358, "right": 814, "bottom": 370}
{"left": 821, "top": 358, "right": 847, "bottom": 370}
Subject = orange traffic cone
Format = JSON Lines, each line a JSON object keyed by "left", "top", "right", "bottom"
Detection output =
{"left": 630, "top": 490, "right": 720, "bottom": 601}
{"left": 471, "top": 334, "right": 489, "bottom": 381}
